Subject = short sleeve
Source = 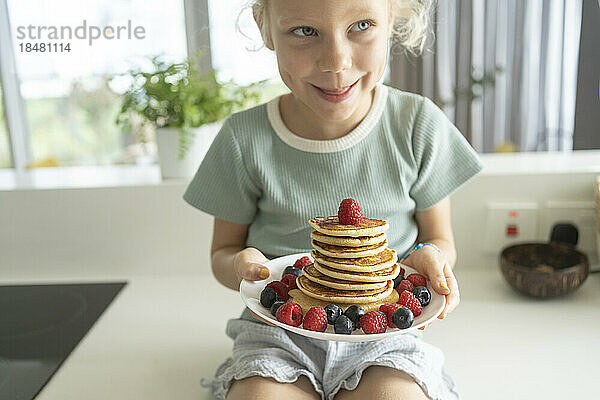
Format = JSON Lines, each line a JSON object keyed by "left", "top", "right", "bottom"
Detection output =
{"left": 409, "top": 97, "right": 483, "bottom": 211}
{"left": 183, "top": 117, "right": 261, "bottom": 224}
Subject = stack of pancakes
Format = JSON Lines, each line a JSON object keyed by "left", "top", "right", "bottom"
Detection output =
{"left": 289, "top": 216, "right": 400, "bottom": 314}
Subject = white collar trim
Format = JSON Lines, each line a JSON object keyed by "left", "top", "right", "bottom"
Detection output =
{"left": 267, "top": 84, "right": 388, "bottom": 153}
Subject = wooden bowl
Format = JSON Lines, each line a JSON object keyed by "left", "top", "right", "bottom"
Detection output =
{"left": 500, "top": 242, "right": 589, "bottom": 298}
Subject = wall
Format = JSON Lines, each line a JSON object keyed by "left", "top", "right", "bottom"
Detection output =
{"left": 1, "top": 151, "right": 599, "bottom": 280}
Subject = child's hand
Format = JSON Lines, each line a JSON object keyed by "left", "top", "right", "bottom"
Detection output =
{"left": 400, "top": 245, "right": 459, "bottom": 328}
{"left": 234, "top": 248, "right": 276, "bottom": 326}
{"left": 234, "top": 247, "right": 271, "bottom": 282}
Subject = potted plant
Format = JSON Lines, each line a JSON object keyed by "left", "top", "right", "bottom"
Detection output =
{"left": 115, "top": 53, "right": 261, "bottom": 178}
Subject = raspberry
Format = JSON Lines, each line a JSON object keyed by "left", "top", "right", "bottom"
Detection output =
{"left": 265, "top": 281, "right": 290, "bottom": 301}
{"left": 293, "top": 256, "right": 312, "bottom": 269}
{"left": 379, "top": 303, "right": 402, "bottom": 328}
{"left": 359, "top": 311, "right": 387, "bottom": 334}
{"left": 396, "top": 279, "right": 414, "bottom": 293}
{"left": 397, "top": 290, "right": 422, "bottom": 317}
{"left": 276, "top": 302, "right": 303, "bottom": 326}
{"left": 337, "top": 198, "right": 363, "bottom": 225}
{"left": 407, "top": 273, "right": 427, "bottom": 287}
{"left": 399, "top": 266, "right": 406, "bottom": 276}
{"left": 302, "top": 306, "right": 328, "bottom": 332}
{"left": 281, "top": 274, "right": 298, "bottom": 290}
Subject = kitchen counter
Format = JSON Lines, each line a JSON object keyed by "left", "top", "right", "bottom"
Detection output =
{"left": 2, "top": 267, "right": 599, "bottom": 400}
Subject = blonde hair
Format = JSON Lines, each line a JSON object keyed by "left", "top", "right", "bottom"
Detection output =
{"left": 251, "top": 0, "right": 435, "bottom": 56}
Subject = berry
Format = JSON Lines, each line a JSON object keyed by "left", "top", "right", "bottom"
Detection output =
{"left": 281, "top": 274, "right": 298, "bottom": 290}
{"left": 281, "top": 266, "right": 302, "bottom": 279}
{"left": 260, "top": 287, "right": 278, "bottom": 308}
{"left": 393, "top": 273, "right": 405, "bottom": 288}
{"left": 324, "top": 304, "right": 342, "bottom": 325}
{"left": 338, "top": 198, "right": 363, "bottom": 225}
{"left": 379, "top": 303, "right": 402, "bottom": 328}
{"left": 270, "top": 300, "right": 285, "bottom": 317}
{"left": 360, "top": 311, "right": 387, "bottom": 334}
{"left": 265, "top": 281, "right": 290, "bottom": 301}
{"left": 302, "top": 306, "right": 328, "bottom": 332}
{"left": 343, "top": 305, "right": 365, "bottom": 330}
{"left": 398, "top": 290, "right": 422, "bottom": 317}
{"left": 407, "top": 273, "right": 427, "bottom": 287}
{"left": 391, "top": 307, "right": 414, "bottom": 329}
{"left": 276, "top": 302, "right": 303, "bottom": 326}
{"left": 293, "top": 256, "right": 312, "bottom": 269}
{"left": 396, "top": 279, "right": 414, "bottom": 293}
{"left": 412, "top": 286, "right": 431, "bottom": 307}
{"left": 333, "top": 314, "right": 353, "bottom": 335}
{"left": 399, "top": 266, "right": 406, "bottom": 277}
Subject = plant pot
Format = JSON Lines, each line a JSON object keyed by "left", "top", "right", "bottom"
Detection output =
{"left": 155, "top": 122, "right": 222, "bottom": 179}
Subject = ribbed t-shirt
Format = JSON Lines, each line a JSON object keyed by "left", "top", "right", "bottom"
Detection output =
{"left": 183, "top": 84, "right": 483, "bottom": 259}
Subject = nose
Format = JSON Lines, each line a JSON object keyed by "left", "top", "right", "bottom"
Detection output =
{"left": 317, "top": 37, "right": 352, "bottom": 73}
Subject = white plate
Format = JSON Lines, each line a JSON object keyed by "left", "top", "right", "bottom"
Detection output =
{"left": 240, "top": 252, "right": 445, "bottom": 342}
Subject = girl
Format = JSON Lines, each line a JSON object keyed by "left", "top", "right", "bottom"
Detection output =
{"left": 185, "top": 0, "right": 482, "bottom": 398}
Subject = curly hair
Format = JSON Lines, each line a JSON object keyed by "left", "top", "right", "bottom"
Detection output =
{"left": 251, "top": 0, "right": 435, "bottom": 56}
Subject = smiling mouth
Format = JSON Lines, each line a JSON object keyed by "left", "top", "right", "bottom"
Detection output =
{"left": 315, "top": 80, "right": 358, "bottom": 94}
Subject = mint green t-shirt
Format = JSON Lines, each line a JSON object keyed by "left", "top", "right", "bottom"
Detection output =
{"left": 183, "top": 84, "right": 483, "bottom": 259}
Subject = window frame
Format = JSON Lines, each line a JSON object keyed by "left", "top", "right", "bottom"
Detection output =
{"left": 0, "top": 0, "right": 30, "bottom": 171}
{"left": 0, "top": 0, "right": 212, "bottom": 173}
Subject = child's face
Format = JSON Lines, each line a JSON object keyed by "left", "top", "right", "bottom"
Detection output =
{"left": 264, "top": 0, "right": 392, "bottom": 123}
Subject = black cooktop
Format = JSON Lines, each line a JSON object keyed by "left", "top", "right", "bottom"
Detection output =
{"left": 0, "top": 282, "right": 127, "bottom": 400}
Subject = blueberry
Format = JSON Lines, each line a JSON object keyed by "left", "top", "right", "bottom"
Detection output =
{"left": 344, "top": 305, "right": 365, "bottom": 330}
{"left": 324, "top": 304, "right": 342, "bottom": 325}
{"left": 270, "top": 300, "right": 285, "bottom": 317}
{"left": 412, "top": 286, "right": 431, "bottom": 306}
{"left": 281, "top": 266, "right": 302, "bottom": 279}
{"left": 391, "top": 307, "right": 414, "bottom": 329}
{"left": 393, "top": 273, "right": 405, "bottom": 288}
{"left": 333, "top": 314, "right": 353, "bottom": 335}
{"left": 260, "top": 287, "right": 278, "bottom": 308}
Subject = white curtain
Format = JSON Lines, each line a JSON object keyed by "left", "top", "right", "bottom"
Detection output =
{"left": 388, "top": 0, "right": 583, "bottom": 153}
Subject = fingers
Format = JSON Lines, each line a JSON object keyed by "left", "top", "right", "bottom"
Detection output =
{"left": 438, "top": 263, "right": 460, "bottom": 319}
{"left": 238, "top": 263, "right": 270, "bottom": 281}
{"left": 422, "top": 262, "right": 449, "bottom": 296}
{"left": 251, "top": 311, "right": 276, "bottom": 326}
{"left": 235, "top": 248, "right": 271, "bottom": 281}
{"left": 401, "top": 248, "right": 449, "bottom": 296}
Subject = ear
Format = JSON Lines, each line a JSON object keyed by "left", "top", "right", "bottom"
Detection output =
{"left": 252, "top": 6, "right": 275, "bottom": 50}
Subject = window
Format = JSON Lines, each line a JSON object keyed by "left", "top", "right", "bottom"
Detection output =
{"left": 3, "top": 0, "right": 187, "bottom": 167}
{"left": 0, "top": 78, "right": 10, "bottom": 168}
{"left": 207, "top": 0, "right": 288, "bottom": 101}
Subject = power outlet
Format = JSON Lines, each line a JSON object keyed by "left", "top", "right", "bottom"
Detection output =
{"left": 484, "top": 202, "right": 540, "bottom": 255}
{"left": 540, "top": 201, "right": 597, "bottom": 264}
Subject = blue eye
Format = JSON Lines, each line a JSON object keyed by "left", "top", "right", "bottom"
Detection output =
{"left": 351, "top": 20, "right": 372, "bottom": 32}
{"left": 292, "top": 26, "right": 316, "bottom": 37}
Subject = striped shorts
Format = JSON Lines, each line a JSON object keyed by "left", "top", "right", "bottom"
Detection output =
{"left": 200, "top": 308, "right": 459, "bottom": 400}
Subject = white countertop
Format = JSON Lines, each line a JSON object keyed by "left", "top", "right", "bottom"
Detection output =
{"left": 2, "top": 267, "right": 599, "bottom": 400}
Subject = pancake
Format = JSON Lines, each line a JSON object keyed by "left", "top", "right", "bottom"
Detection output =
{"left": 310, "top": 230, "right": 387, "bottom": 247}
{"left": 288, "top": 288, "right": 399, "bottom": 315}
{"left": 309, "top": 216, "right": 389, "bottom": 237}
{"left": 312, "top": 239, "right": 388, "bottom": 258}
{"left": 311, "top": 249, "right": 398, "bottom": 272}
{"left": 296, "top": 275, "right": 394, "bottom": 304}
{"left": 313, "top": 260, "right": 400, "bottom": 283}
{"left": 303, "top": 263, "right": 389, "bottom": 290}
